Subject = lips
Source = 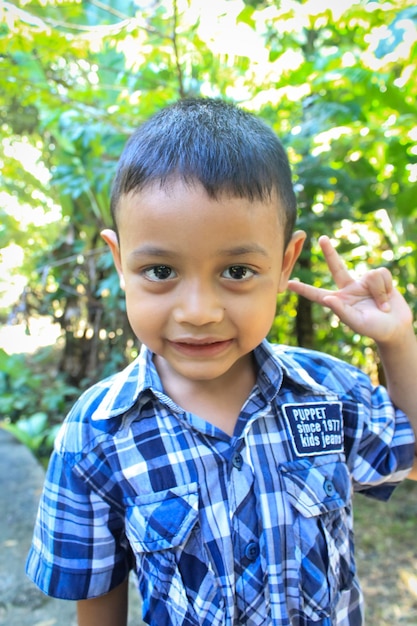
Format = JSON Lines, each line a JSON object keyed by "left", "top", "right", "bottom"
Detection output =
{"left": 168, "top": 338, "right": 233, "bottom": 357}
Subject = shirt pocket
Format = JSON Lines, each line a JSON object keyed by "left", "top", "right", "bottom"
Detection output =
{"left": 124, "top": 483, "right": 224, "bottom": 626}
{"left": 281, "top": 455, "right": 354, "bottom": 622}
{"left": 125, "top": 483, "right": 199, "bottom": 552}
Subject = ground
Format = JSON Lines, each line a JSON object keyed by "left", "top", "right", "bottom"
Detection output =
{"left": 354, "top": 479, "right": 417, "bottom": 625}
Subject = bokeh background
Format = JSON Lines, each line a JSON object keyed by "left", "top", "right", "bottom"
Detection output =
{"left": 1, "top": 1, "right": 417, "bottom": 623}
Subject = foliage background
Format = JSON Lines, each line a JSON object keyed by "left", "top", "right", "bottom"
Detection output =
{"left": 1, "top": 0, "right": 416, "bottom": 450}
{"left": 1, "top": 2, "right": 417, "bottom": 623}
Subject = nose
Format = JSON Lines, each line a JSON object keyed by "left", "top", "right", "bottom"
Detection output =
{"left": 173, "top": 281, "right": 224, "bottom": 326}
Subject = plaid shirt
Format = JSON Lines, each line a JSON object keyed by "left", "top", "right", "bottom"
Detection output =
{"left": 27, "top": 340, "right": 414, "bottom": 626}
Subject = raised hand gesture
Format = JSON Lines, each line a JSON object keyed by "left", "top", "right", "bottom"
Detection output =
{"left": 287, "top": 235, "right": 412, "bottom": 346}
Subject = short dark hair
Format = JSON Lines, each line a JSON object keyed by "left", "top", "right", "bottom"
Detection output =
{"left": 110, "top": 98, "right": 297, "bottom": 245}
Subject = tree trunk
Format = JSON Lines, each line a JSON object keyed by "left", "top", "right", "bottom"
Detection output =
{"left": 295, "top": 234, "right": 315, "bottom": 349}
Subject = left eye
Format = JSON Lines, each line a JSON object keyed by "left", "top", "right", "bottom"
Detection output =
{"left": 222, "top": 266, "right": 255, "bottom": 280}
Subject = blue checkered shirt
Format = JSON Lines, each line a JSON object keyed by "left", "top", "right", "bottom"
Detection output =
{"left": 26, "top": 340, "right": 414, "bottom": 625}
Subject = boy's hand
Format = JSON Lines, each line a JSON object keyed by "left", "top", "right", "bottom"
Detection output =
{"left": 287, "top": 235, "right": 413, "bottom": 346}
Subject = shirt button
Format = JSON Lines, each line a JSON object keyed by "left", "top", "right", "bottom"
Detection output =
{"left": 245, "top": 542, "right": 260, "bottom": 561}
{"left": 324, "top": 478, "right": 335, "bottom": 496}
{"left": 232, "top": 452, "right": 243, "bottom": 471}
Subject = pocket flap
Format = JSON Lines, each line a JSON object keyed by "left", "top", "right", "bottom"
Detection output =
{"left": 125, "top": 482, "right": 199, "bottom": 551}
{"left": 281, "top": 456, "right": 351, "bottom": 517}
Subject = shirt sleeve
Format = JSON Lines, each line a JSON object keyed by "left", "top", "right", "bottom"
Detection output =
{"left": 26, "top": 448, "right": 132, "bottom": 600}
{"left": 345, "top": 370, "right": 415, "bottom": 500}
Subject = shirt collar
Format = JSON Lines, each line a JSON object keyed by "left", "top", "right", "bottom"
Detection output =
{"left": 252, "top": 340, "right": 328, "bottom": 402}
{"left": 91, "top": 345, "right": 162, "bottom": 421}
{"left": 91, "top": 340, "right": 326, "bottom": 422}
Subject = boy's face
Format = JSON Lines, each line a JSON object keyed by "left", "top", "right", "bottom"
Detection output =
{"left": 102, "top": 180, "right": 305, "bottom": 388}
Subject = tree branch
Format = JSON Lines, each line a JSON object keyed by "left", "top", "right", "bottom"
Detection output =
{"left": 172, "top": 0, "right": 186, "bottom": 98}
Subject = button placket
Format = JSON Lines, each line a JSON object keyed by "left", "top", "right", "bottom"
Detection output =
{"left": 244, "top": 541, "right": 260, "bottom": 561}
{"left": 323, "top": 478, "right": 335, "bottom": 496}
{"left": 232, "top": 452, "right": 243, "bottom": 471}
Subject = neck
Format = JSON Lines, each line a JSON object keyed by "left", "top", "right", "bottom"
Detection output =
{"left": 154, "top": 354, "right": 257, "bottom": 436}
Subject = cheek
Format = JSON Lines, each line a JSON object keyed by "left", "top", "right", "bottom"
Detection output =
{"left": 234, "top": 292, "right": 277, "bottom": 331}
{"left": 125, "top": 295, "right": 162, "bottom": 336}
{"left": 259, "top": 294, "right": 279, "bottom": 329}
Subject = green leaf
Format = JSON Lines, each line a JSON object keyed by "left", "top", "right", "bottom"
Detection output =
{"left": 1, "top": 412, "right": 48, "bottom": 451}
{"left": 236, "top": 5, "right": 256, "bottom": 28}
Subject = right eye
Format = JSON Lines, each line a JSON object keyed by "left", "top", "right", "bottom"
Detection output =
{"left": 143, "top": 265, "right": 176, "bottom": 281}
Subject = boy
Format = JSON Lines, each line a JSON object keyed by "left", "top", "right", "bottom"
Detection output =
{"left": 27, "top": 98, "right": 417, "bottom": 626}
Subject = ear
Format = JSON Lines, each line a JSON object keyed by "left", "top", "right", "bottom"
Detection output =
{"left": 277, "top": 230, "right": 306, "bottom": 293}
{"left": 101, "top": 229, "right": 125, "bottom": 290}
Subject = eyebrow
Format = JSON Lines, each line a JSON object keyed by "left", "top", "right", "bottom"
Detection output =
{"left": 128, "top": 243, "right": 270, "bottom": 259}
{"left": 217, "top": 244, "right": 269, "bottom": 257}
{"left": 128, "top": 245, "right": 177, "bottom": 259}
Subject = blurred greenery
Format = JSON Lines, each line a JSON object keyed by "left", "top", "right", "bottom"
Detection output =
{"left": 0, "top": 0, "right": 416, "bottom": 460}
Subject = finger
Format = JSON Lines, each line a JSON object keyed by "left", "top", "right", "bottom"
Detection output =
{"left": 287, "top": 279, "right": 333, "bottom": 305}
{"left": 318, "top": 236, "right": 353, "bottom": 290}
{"left": 362, "top": 268, "right": 393, "bottom": 312}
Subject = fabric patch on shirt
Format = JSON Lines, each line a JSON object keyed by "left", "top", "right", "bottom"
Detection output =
{"left": 282, "top": 401, "right": 343, "bottom": 457}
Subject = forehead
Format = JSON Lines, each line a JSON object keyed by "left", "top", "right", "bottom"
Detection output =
{"left": 116, "top": 181, "right": 287, "bottom": 261}
{"left": 116, "top": 178, "right": 286, "bottom": 230}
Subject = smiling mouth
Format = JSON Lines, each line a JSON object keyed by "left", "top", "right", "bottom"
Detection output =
{"left": 169, "top": 339, "right": 233, "bottom": 356}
